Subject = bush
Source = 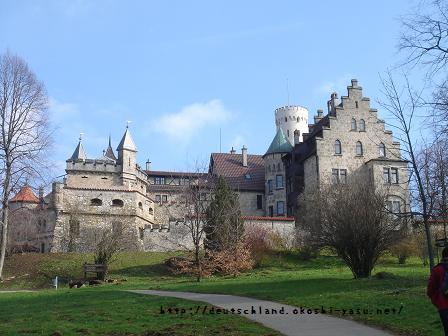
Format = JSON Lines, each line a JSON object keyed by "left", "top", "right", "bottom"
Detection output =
{"left": 296, "top": 246, "right": 319, "bottom": 261}
{"left": 244, "top": 225, "right": 272, "bottom": 265}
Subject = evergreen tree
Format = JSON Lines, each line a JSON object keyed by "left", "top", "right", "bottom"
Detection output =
{"left": 205, "top": 176, "right": 243, "bottom": 251}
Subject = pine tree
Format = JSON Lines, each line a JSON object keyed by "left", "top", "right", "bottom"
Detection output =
{"left": 204, "top": 176, "right": 243, "bottom": 251}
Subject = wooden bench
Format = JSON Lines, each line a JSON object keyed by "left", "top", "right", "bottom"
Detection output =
{"left": 83, "top": 263, "right": 107, "bottom": 280}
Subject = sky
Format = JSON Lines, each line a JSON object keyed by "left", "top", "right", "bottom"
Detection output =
{"left": 0, "top": 0, "right": 418, "bottom": 176}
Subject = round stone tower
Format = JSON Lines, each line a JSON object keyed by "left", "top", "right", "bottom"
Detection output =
{"left": 275, "top": 105, "right": 309, "bottom": 144}
{"left": 263, "top": 127, "right": 293, "bottom": 217}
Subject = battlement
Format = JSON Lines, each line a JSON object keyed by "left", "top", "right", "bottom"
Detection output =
{"left": 275, "top": 105, "right": 308, "bottom": 114}
{"left": 66, "top": 159, "right": 120, "bottom": 173}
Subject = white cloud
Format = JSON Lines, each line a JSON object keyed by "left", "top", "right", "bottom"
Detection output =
{"left": 317, "top": 74, "right": 354, "bottom": 95}
{"left": 48, "top": 97, "right": 79, "bottom": 121}
{"left": 154, "top": 99, "right": 232, "bottom": 142}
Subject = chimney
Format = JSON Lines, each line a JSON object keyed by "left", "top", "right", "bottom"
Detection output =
{"left": 351, "top": 79, "right": 358, "bottom": 87}
{"left": 230, "top": 147, "right": 236, "bottom": 154}
{"left": 145, "top": 159, "right": 151, "bottom": 171}
{"left": 241, "top": 146, "right": 248, "bottom": 167}
{"left": 314, "top": 109, "right": 324, "bottom": 123}
{"left": 327, "top": 92, "right": 339, "bottom": 116}
{"left": 294, "top": 130, "right": 301, "bottom": 145}
{"left": 38, "top": 186, "right": 44, "bottom": 209}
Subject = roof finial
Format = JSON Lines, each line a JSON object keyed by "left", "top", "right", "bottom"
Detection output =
{"left": 79, "top": 132, "right": 84, "bottom": 141}
{"left": 126, "top": 120, "right": 131, "bottom": 129}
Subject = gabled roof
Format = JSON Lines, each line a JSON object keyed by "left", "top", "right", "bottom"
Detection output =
{"left": 69, "top": 138, "right": 87, "bottom": 161}
{"left": 117, "top": 127, "right": 137, "bottom": 152}
{"left": 210, "top": 153, "right": 265, "bottom": 191}
{"left": 264, "top": 127, "right": 293, "bottom": 156}
{"left": 104, "top": 135, "right": 117, "bottom": 160}
{"left": 10, "top": 185, "right": 39, "bottom": 203}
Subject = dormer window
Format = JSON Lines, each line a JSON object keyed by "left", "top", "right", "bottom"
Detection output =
{"left": 112, "top": 199, "right": 124, "bottom": 207}
{"left": 245, "top": 173, "right": 251, "bottom": 179}
{"left": 90, "top": 198, "right": 102, "bottom": 206}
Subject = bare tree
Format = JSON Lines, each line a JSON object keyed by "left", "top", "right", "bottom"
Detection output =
{"left": 379, "top": 71, "right": 437, "bottom": 269}
{"left": 399, "top": 0, "right": 448, "bottom": 132}
{"left": 0, "top": 52, "right": 51, "bottom": 280}
{"left": 298, "top": 176, "right": 406, "bottom": 278}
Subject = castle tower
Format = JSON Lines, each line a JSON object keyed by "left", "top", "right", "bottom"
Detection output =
{"left": 263, "top": 127, "right": 293, "bottom": 217}
{"left": 275, "top": 105, "right": 309, "bottom": 144}
{"left": 117, "top": 125, "right": 137, "bottom": 182}
{"left": 69, "top": 135, "right": 87, "bottom": 161}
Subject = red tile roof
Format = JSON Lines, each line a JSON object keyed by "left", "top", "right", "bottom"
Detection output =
{"left": 210, "top": 153, "right": 265, "bottom": 191}
{"left": 242, "top": 216, "right": 295, "bottom": 222}
{"left": 10, "top": 186, "right": 39, "bottom": 203}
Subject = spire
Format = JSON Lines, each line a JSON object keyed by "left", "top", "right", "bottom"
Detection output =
{"left": 104, "top": 135, "right": 117, "bottom": 160}
{"left": 264, "top": 127, "right": 293, "bottom": 157}
{"left": 69, "top": 133, "right": 87, "bottom": 161}
{"left": 116, "top": 125, "right": 137, "bottom": 152}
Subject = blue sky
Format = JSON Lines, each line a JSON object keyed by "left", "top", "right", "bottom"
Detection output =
{"left": 1, "top": 0, "right": 415, "bottom": 175}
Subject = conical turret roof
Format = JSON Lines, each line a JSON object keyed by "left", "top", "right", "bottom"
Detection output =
{"left": 69, "top": 136, "right": 87, "bottom": 161}
{"left": 264, "top": 127, "right": 293, "bottom": 156}
{"left": 104, "top": 135, "right": 117, "bottom": 160}
{"left": 10, "top": 185, "right": 39, "bottom": 203}
{"left": 117, "top": 126, "right": 137, "bottom": 152}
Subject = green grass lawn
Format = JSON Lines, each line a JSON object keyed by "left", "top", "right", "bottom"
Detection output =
{"left": 0, "top": 251, "right": 442, "bottom": 336}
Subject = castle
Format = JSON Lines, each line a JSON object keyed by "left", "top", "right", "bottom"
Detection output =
{"left": 8, "top": 79, "right": 409, "bottom": 253}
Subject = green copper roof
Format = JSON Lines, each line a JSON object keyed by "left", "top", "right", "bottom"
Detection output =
{"left": 264, "top": 127, "right": 293, "bottom": 156}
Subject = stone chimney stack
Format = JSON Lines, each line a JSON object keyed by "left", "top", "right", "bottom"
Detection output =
{"left": 241, "top": 146, "right": 248, "bottom": 167}
{"left": 230, "top": 147, "right": 236, "bottom": 154}
{"left": 327, "top": 92, "right": 340, "bottom": 116}
{"left": 145, "top": 159, "right": 151, "bottom": 171}
{"left": 351, "top": 79, "right": 358, "bottom": 87}
{"left": 314, "top": 109, "right": 324, "bottom": 123}
{"left": 293, "top": 130, "right": 301, "bottom": 145}
{"left": 38, "top": 186, "right": 44, "bottom": 209}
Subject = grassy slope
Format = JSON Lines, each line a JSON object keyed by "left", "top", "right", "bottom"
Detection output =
{"left": 0, "top": 251, "right": 441, "bottom": 336}
{"left": 0, "top": 253, "right": 280, "bottom": 336}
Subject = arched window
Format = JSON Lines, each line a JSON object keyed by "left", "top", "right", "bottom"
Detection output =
{"left": 112, "top": 199, "right": 124, "bottom": 207}
{"left": 351, "top": 118, "right": 357, "bottom": 130}
{"left": 359, "top": 119, "right": 366, "bottom": 131}
{"left": 334, "top": 140, "right": 342, "bottom": 154}
{"left": 379, "top": 143, "right": 386, "bottom": 157}
{"left": 148, "top": 207, "right": 154, "bottom": 215}
{"left": 356, "top": 141, "right": 363, "bottom": 156}
{"left": 138, "top": 202, "right": 143, "bottom": 210}
{"left": 90, "top": 198, "right": 102, "bottom": 206}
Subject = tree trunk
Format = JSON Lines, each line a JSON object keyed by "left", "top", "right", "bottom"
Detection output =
{"left": 0, "top": 165, "right": 11, "bottom": 280}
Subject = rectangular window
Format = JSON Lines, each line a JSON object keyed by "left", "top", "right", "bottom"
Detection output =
{"left": 256, "top": 195, "right": 263, "bottom": 210}
{"left": 391, "top": 168, "right": 398, "bottom": 184}
{"left": 340, "top": 169, "right": 347, "bottom": 184}
{"left": 155, "top": 195, "right": 161, "bottom": 203}
{"left": 277, "top": 201, "right": 285, "bottom": 216}
{"left": 332, "top": 169, "right": 339, "bottom": 184}
{"left": 276, "top": 175, "right": 284, "bottom": 188}
{"left": 268, "top": 180, "right": 273, "bottom": 193}
{"left": 155, "top": 177, "right": 165, "bottom": 185}
{"left": 383, "top": 168, "right": 390, "bottom": 183}
{"left": 162, "top": 195, "right": 168, "bottom": 203}
{"left": 269, "top": 206, "right": 274, "bottom": 217}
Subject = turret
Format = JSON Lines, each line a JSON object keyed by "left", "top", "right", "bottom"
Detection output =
{"left": 274, "top": 105, "right": 309, "bottom": 144}
{"left": 117, "top": 125, "right": 137, "bottom": 182}
{"left": 68, "top": 134, "right": 87, "bottom": 162}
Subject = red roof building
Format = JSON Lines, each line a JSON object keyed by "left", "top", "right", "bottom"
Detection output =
{"left": 10, "top": 185, "right": 39, "bottom": 203}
